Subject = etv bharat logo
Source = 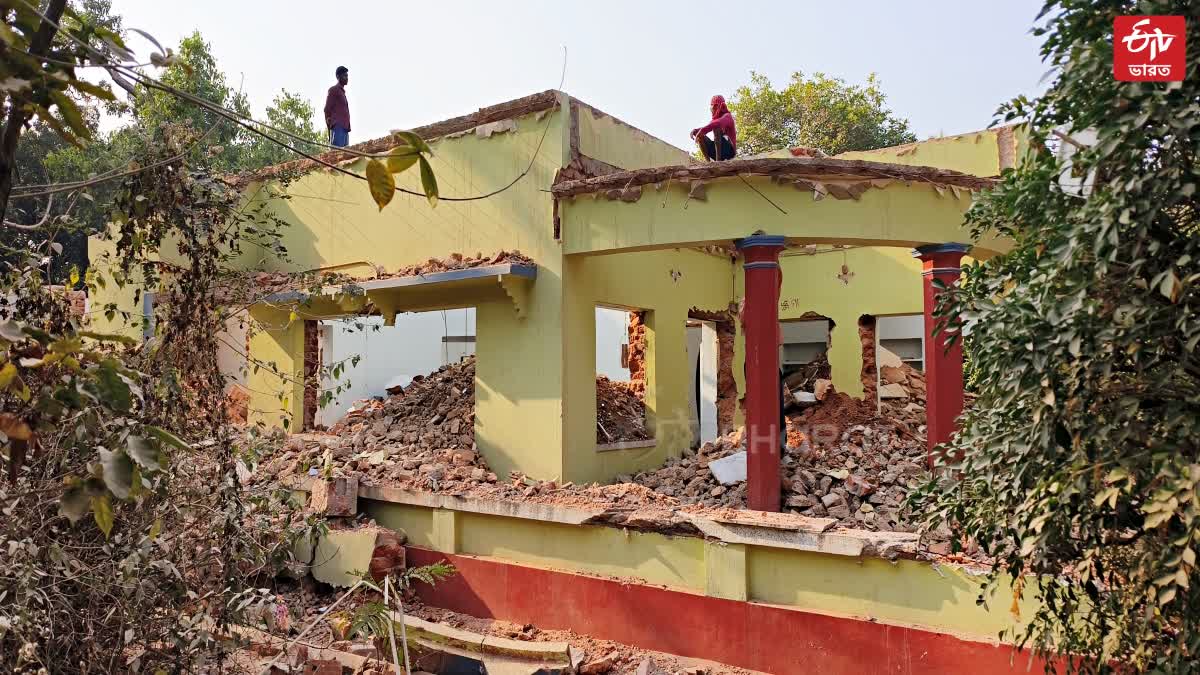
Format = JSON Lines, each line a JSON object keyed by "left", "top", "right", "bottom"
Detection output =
{"left": 1114, "top": 16, "right": 1186, "bottom": 81}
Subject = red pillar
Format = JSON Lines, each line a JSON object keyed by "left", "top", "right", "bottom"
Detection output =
{"left": 912, "top": 243, "right": 969, "bottom": 466}
{"left": 737, "top": 234, "right": 786, "bottom": 512}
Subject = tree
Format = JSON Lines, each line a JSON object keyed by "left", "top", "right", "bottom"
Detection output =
{"left": 910, "top": 1, "right": 1200, "bottom": 671}
{"left": 132, "top": 31, "right": 254, "bottom": 172}
{"left": 729, "top": 71, "right": 917, "bottom": 156}
{"left": 243, "top": 89, "right": 324, "bottom": 169}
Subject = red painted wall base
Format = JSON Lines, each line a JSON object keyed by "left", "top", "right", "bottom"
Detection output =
{"left": 406, "top": 548, "right": 1049, "bottom": 675}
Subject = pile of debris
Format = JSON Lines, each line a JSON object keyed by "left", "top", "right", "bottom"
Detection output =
{"left": 389, "top": 249, "right": 533, "bottom": 277}
{"left": 260, "top": 357, "right": 650, "bottom": 494}
{"left": 596, "top": 376, "right": 651, "bottom": 444}
{"left": 630, "top": 377, "right": 929, "bottom": 532}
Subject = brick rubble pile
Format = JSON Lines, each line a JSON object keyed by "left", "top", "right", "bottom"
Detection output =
{"left": 258, "top": 357, "right": 652, "bottom": 495}
{"left": 256, "top": 360, "right": 938, "bottom": 534}
{"left": 388, "top": 249, "right": 533, "bottom": 278}
{"left": 596, "top": 376, "right": 651, "bottom": 443}
{"left": 630, "top": 365, "right": 931, "bottom": 532}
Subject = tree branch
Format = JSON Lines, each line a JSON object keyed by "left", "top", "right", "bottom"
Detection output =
{"left": 0, "top": 0, "right": 69, "bottom": 224}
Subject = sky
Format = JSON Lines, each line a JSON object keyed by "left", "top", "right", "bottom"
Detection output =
{"left": 107, "top": 0, "right": 1051, "bottom": 151}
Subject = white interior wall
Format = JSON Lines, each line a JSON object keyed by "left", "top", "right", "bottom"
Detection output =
{"left": 686, "top": 325, "right": 702, "bottom": 443}
{"left": 317, "top": 308, "right": 476, "bottom": 427}
{"left": 595, "top": 307, "right": 630, "bottom": 381}
{"left": 698, "top": 321, "right": 719, "bottom": 444}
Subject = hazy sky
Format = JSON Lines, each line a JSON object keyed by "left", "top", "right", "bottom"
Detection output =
{"left": 107, "top": 0, "right": 1051, "bottom": 150}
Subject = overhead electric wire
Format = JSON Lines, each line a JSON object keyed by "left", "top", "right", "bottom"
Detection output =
{"left": 14, "top": 0, "right": 569, "bottom": 205}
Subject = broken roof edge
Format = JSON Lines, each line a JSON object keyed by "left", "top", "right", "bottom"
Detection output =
{"left": 830, "top": 123, "right": 1026, "bottom": 160}
{"left": 550, "top": 156, "right": 996, "bottom": 198}
{"left": 571, "top": 99, "right": 693, "bottom": 160}
{"left": 234, "top": 89, "right": 564, "bottom": 186}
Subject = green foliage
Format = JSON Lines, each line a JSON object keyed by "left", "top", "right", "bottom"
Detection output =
{"left": 133, "top": 31, "right": 253, "bottom": 172}
{"left": 909, "top": 1, "right": 1200, "bottom": 671}
{"left": 0, "top": 0, "right": 119, "bottom": 149}
{"left": 0, "top": 119, "right": 311, "bottom": 670}
{"left": 729, "top": 71, "right": 916, "bottom": 156}
{"left": 242, "top": 89, "right": 325, "bottom": 168}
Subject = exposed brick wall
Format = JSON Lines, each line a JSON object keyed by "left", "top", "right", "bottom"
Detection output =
{"left": 688, "top": 307, "right": 738, "bottom": 435}
{"left": 626, "top": 311, "right": 647, "bottom": 398}
{"left": 858, "top": 315, "right": 878, "bottom": 405}
{"left": 303, "top": 320, "right": 319, "bottom": 431}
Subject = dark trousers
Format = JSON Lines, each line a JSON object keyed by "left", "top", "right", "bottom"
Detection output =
{"left": 699, "top": 135, "right": 736, "bottom": 161}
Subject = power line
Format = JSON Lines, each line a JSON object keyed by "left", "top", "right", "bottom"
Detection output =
{"left": 15, "top": 0, "right": 568, "bottom": 205}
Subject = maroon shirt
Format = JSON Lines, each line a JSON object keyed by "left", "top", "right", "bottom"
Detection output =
{"left": 697, "top": 111, "right": 737, "bottom": 149}
{"left": 324, "top": 83, "right": 350, "bottom": 131}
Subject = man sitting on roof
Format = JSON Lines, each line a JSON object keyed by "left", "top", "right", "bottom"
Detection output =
{"left": 690, "top": 94, "right": 737, "bottom": 161}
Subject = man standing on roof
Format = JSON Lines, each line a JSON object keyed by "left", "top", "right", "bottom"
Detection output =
{"left": 324, "top": 66, "right": 351, "bottom": 148}
{"left": 691, "top": 94, "right": 737, "bottom": 161}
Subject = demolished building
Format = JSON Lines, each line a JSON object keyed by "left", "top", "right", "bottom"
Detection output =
{"left": 89, "top": 90, "right": 1037, "bottom": 674}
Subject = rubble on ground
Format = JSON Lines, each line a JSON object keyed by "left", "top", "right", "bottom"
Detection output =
{"left": 255, "top": 360, "right": 934, "bottom": 535}
{"left": 388, "top": 249, "right": 534, "bottom": 277}
{"left": 244, "top": 579, "right": 749, "bottom": 675}
{"left": 411, "top": 603, "right": 752, "bottom": 674}
{"left": 630, "top": 365, "right": 931, "bottom": 532}
{"left": 597, "top": 376, "right": 652, "bottom": 443}
{"left": 258, "top": 357, "right": 653, "bottom": 498}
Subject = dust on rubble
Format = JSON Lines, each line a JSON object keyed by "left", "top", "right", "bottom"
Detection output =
{"left": 246, "top": 250, "right": 535, "bottom": 298}
{"left": 255, "top": 360, "right": 936, "bottom": 535}
{"left": 597, "top": 376, "right": 651, "bottom": 444}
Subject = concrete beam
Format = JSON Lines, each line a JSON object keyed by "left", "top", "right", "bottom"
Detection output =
{"left": 558, "top": 177, "right": 1010, "bottom": 258}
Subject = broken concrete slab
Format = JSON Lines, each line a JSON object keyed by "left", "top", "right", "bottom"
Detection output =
{"left": 359, "top": 484, "right": 607, "bottom": 525}
{"left": 708, "top": 450, "right": 747, "bottom": 485}
{"left": 309, "top": 476, "right": 358, "bottom": 516}
{"left": 311, "top": 525, "right": 406, "bottom": 588}
{"left": 680, "top": 512, "right": 918, "bottom": 558}
{"left": 311, "top": 528, "right": 379, "bottom": 588}
{"left": 402, "top": 615, "right": 573, "bottom": 674}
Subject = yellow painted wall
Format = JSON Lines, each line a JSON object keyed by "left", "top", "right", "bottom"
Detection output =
{"left": 365, "top": 498, "right": 1034, "bottom": 642}
{"left": 559, "top": 177, "right": 1008, "bottom": 258}
{"left": 748, "top": 546, "right": 1036, "bottom": 640}
{"left": 759, "top": 126, "right": 1023, "bottom": 178}
{"left": 575, "top": 103, "right": 692, "bottom": 170}
{"left": 241, "top": 106, "right": 571, "bottom": 473}
{"left": 247, "top": 305, "right": 305, "bottom": 428}
{"left": 460, "top": 512, "right": 706, "bottom": 591}
{"left": 561, "top": 249, "right": 734, "bottom": 483}
{"left": 85, "top": 235, "right": 146, "bottom": 339}
{"left": 730, "top": 247, "right": 924, "bottom": 400}
{"left": 835, "top": 129, "right": 1006, "bottom": 177}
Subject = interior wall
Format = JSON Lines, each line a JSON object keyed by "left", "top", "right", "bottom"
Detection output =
{"left": 733, "top": 247, "right": 923, "bottom": 404}
{"left": 562, "top": 249, "right": 734, "bottom": 483}
{"left": 316, "top": 309, "right": 476, "bottom": 428}
{"left": 247, "top": 305, "right": 305, "bottom": 429}
{"left": 595, "top": 307, "right": 631, "bottom": 381}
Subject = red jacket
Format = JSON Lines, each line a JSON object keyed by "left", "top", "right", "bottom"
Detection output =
{"left": 324, "top": 84, "right": 350, "bottom": 131}
{"left": 696, "top": 96, "right": 736, "bottom": 148}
